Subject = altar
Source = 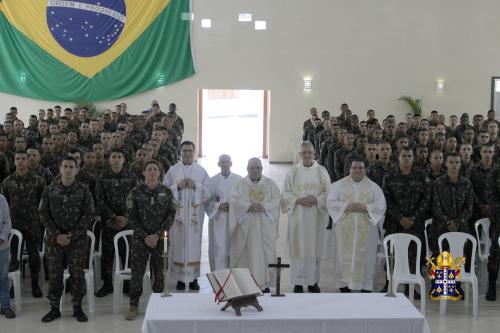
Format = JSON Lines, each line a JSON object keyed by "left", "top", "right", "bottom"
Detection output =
{"left": 141, "top": 293, "right": 430, "bottom": 333}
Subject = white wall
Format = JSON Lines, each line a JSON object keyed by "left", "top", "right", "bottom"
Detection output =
{"left": 2, "top": 0, "right": 500, "bottom": 162}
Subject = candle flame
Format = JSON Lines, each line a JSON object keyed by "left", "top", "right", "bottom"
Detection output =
{"left": 164, "top": 230, "right": 168, "bottom": 238}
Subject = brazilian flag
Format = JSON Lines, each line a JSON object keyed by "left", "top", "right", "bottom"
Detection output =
{"left": 0, "top": 0, "right": 194, "bottom": 101}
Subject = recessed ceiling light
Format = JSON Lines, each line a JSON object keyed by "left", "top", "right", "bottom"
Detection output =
{"left": 255, "top": 20, "right": 267, "bottom": 30}
{"left": 239, "top": 13, "right": 252, "bottom": 22}
{"left": 201, "top": 18, "right": 212, "bottom": 28}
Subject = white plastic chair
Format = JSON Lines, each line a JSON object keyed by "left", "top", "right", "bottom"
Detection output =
{"left": 60, "top": 231, "right": 96, "bottom": 313}
{"left": 8, "top": 229, "right": 22, "bottom": 313}
{"left": 438, "top": 232, "right": 478, "bottom": 317}
{"left": 112, "top": 230, "right": 151, "bottom": 313}
{"left": 383, "top": 233, "right": 426, "bottom": 314}
{"left": 474, "top": 218, "right": 490, "bottom": 284}
{"left": 424, "top": 219, "right": 433, "bottom": 259}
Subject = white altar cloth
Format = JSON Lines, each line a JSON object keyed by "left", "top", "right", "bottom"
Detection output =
{"left": 142, "top": 293, "right": 430, "bottom": 333}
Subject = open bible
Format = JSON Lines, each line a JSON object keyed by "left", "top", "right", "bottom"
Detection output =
{"left": 206, "top": 268, "right": 262, "bottom": 302}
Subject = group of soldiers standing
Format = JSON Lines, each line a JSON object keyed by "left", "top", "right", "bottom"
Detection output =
{"left": 304, "top": 104, "right": 500, "bottom": 300}
{"left": 0, "top": 101, "right": 184, "bottom": 321}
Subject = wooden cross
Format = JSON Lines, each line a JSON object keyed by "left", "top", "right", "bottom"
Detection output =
{"left": 268, "top": 257, "right": 290, "bottom": 297}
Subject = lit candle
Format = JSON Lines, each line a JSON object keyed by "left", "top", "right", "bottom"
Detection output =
{"left": 164, "top": 230, "right": 168, "bottom": 254}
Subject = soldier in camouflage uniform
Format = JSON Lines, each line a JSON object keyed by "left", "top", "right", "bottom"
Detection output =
{"left": 430, "top": 154, "right": 474, "bottom": 278}
{"left": 332, "top": 133, "right": 355, "bottom": 180}
{"left": 487, "top": 166, "right": 500, "bottom": 300}
{"left": 128, "top": 149, "right": 149, "bottom": 181}
{"left": 1, "top": 151, "right": 45, "bottom": 297}
{"left": 382, "top": 147, "right": 431, "bottom": 296}
{"left": 39, "top": 156, "right": 95, "bottom": 323}
{"left": 95, "top": 148, "right": 138, "bottom": 297}
{"left": 167, "top": 103, "right": 185, "bottom": 140}
{"left": 130, "top": 116, "right": 149, "bottom": 152}
{"left": 413, "top": 145, "right": 429, "bottom": 172}
{"left": 27, "top": 148, "right": 53, "bottom": 185}
{"left": 366, "top": 141, "right": 394, "bottom": 187}
{"left": 329, "top": 132, "right": 355, "bottom": 182}
{"left": 148, "top": 140, "right": 172, "bottom": 173}
{"left": 67, "top": 149, "right": 97, "bottom": 197}
{"left": 346, "top": 140, "right": 378, "bottom": 175}
{"left": 162, "top": 113, "right": 182, "bottom": 150}
{"left": 125, "top": 160, "right": 176, "bottom": 320}
{"left": 469, "top": 144, "right": 497, "bottom": 225}
{"left": 41, "top": 137, "right": 60, "bottom": 176}
{"left": 319, "top": 123, "right": 341, "bottom": 166}
{"left": 458, "top": 143, "right": 474, "bottom": 178}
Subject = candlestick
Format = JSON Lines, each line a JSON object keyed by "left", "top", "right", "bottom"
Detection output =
{"left": 385, "top": 240, "right": 396, "bottom": 298}
{"left": 163, "top": 230, "right": 168, "bottom": 254}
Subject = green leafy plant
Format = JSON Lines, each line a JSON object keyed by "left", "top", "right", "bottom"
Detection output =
{"left": 398, "top": 96, "right": 423, "bottom": 116}
{"left": 73, "top": 101, "right": 108, "bottom": 119}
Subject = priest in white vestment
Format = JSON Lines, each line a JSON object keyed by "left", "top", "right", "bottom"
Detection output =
{"left": 162, "top": 141, "right": 211, "bottom": 291}
{"left": 326, "top": 158, "right": 386, "bottom": 292}
{"left": 229, "top": 158, "right": 281, "bottom": 292}
{"left": 281, "top": 142, "right": 331, "bottom": 293}
{"left": 206, "top": 154, "right": 242, "bottom": 271}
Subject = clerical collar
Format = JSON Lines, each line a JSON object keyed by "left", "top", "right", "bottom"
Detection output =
{"left": 302, "top": 161, "right": 314, "bottom": 168}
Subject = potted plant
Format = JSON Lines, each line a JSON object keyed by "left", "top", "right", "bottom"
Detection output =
{"left": 398, "top": 96, "right": 423, "bottom": 116}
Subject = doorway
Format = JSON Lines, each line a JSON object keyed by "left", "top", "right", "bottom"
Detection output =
{"left": 491, "top": 77, "right": 500, "bottom": 114}
{"left": 197, "top": 89, "right": 269, "bottom": 167}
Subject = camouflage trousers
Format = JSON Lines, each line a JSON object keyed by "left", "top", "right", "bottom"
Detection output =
{"left": 129, "top": 236, "right": 165, "bottom": 306}
{"left": 384, "top": 230, "right": 425, "bottom": 274}
{"left": 10, "top": 226, "right": 41, "bottom": 278}
{"left": 46, "top": 240, "right": 87, "bottom": 308}
{"left": 100, "top": 225, "right": 127, "bottom": 283}
{"left": 487, "top": 226, "right": 500, "bottom": 277}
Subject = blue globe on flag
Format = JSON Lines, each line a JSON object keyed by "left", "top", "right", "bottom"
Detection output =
{"left": 46, "top": 0, "right": 127, "bottom": 58}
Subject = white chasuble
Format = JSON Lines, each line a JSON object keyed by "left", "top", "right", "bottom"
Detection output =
{"left": 206, "top": 172, "right": 242, "bottom": 271}
{"left": 162, "top": 161, "right": 211, "bottom": 282}
{"left": 326, "top": 176, "right": 386, "bottom": 290}
{"left": 229, "top": 176, "right": 281, "bottom": 288}
{"left": 281, "top": 161, "right": 331, "bottom": 285}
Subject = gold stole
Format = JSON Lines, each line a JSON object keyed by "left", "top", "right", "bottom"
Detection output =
{"left": 339, "top": 178, "right": 374, "bottom": 283}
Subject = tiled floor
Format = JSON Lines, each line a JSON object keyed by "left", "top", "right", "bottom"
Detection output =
{"left": 2, "top": 159, "right": 499, "bottom": 332}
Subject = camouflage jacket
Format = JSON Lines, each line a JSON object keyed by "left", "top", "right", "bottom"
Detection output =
{"left": 382, "top": 167, "right": 431, "bottom": 234}
{"left": 95, "top": 167, "right": 138, "bottom": 226}
{"left": 126, "top": 183, "right": 176, "bottom": 240}
{"left": 30, "top": 165, "right": 53, "bottom": 185}
{"left": 38, "top": 179, "right": 95, "bottom": 244}
{"left": 366, "top": 160, "right": 396, "bottom": 188}
{"left": 1, "top": 171, "right": 45, "bottom": 227}
{"left": 431, "top": 175, "right": 474, "bottom": 233}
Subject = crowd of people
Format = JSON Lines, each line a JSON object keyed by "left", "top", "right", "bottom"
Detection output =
{"left": 303, "top": 104, "right": 500, "bottom": 300}
{"left": 0, "top": 101, "right": 187, "bottom": 321}
{"left": 0, "top": 100, "right": 499, "bottom": 324}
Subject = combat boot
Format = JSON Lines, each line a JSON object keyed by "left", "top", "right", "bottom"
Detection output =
{"left": 32, "top": 277, "right": 43, "bottom": 298}
{"left": 486, "top": 274, "right": 497, "bottom": 301}
{"left": 125, "top": 305, "right": 139, "bottom": 321}
{"left": 73, "top": 306, "right": 88, "bottom": 322}
{"left": 41, "top": 307, "right": 61, "bottom": 323}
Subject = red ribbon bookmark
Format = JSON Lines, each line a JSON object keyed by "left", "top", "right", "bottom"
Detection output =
{"left": 214, "top": 271, "right": 232, "bottom": 304}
